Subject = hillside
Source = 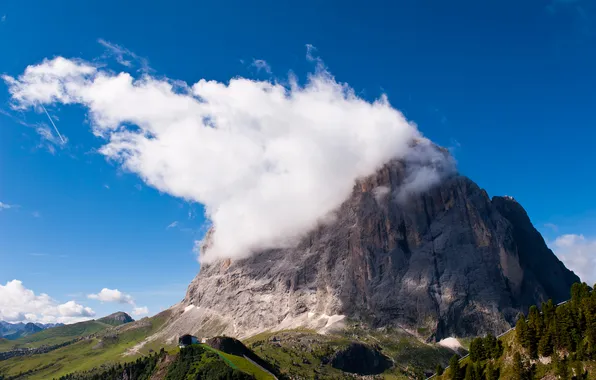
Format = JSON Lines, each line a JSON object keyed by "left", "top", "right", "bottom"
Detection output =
{"left": 0, "top": 312, "right": 169, "bottom": 379}
{"left": 432, "top": 282, "right": 596, "bottom": 380}
{"left": 0, "top": 320, "right": 111, "bottom": 351}
{"left": 0, "top": 310, "right": 456, "bottom": 379}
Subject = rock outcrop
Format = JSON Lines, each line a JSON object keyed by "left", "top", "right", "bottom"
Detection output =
{"left": 331, "top": 342, "right": 392, "bottom": 375}
{"left": 98, "top": 312, "right": 134, "bottom": 326}
{"left": 167, "top": 158, "right": 578, "bottom": 341}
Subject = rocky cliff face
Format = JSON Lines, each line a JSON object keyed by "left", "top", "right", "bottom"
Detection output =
{"left": 167, "top": 159, "right": 578, "bottom": 341}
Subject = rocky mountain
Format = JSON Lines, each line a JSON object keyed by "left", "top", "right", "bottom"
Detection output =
{"left": 158, "top": 155, "right": 578, "bottom": 342}
{"left": 0, "top": 321, "right": 62, "bottom": 340}
{"left": 97, "top": 312, "right": 134, "bottom": 326}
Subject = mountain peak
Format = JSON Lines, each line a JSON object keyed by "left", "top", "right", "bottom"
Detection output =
{"left": 97, "top": 312, "right": 134, "bottom": 326}
{"left": 156, "top": 159, "right": 578, "bottom": 342}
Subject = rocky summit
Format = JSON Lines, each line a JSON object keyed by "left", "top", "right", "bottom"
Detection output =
{"left": 98, "top": 312, "right": 134, "bottom": 326}
{"left": 161, "top": 155, "right": 578, "bottom": 342}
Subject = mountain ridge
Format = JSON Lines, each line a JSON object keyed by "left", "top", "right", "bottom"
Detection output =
{"left": 0, "top": 321, "right": 63, "bottom": 341}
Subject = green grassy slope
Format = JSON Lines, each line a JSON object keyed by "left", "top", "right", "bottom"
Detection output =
{"left": 0, "top": 320, "right": 111, "bottom": 350}
{"left": 201, "top": 344, "right": 275, "bottom": 380}
{"left": 245, "top": 327, "right": 454, "bottom": 379}
{"left": 0, "top": 312, "right": 171, "bottom": 379}
{"left": 1, "top": 313, "right": 453, "bottom": 379}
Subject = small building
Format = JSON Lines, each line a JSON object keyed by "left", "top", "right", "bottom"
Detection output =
{"left": 178, "top": 334, "right": 199, "bottom": 348}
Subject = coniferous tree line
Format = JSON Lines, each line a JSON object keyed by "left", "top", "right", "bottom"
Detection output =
{"left": 439, "top": 282, "right": 596, "bottom": 380}
{"left": 511, "top": 282, "right": 595, "bottom": 379}
{"left": 445, "top": 334, "right": 503, "bottom": 380}
{"left": 515, "top": 282, "right": 596, "bottom": 362}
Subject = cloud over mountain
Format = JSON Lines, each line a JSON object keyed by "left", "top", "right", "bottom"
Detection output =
{"left": 4, "top": 54, "right": 454, "bottom": 263}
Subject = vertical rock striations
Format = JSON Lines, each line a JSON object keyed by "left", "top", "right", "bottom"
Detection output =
{"left": 172, "top": 159, "right": 578, "bottom": 341}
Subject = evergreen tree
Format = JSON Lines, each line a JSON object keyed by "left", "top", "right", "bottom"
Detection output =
{"left": 573, "top": 361, "right": 585, "bottom": 380}
{"left": 555, "top": 353, "right": 570, "bottom": 380}
{"left": 528, "top": 305, "right": 544, "bottom": 338}
{"left": 436, "top": 364, "right": 444, "bottom": 376}
{"left": 412, "top": 366, "right": 424, "bottom": 380}
{"left": 538, "top": 326, "right": 554, "bottom": 357}
{"left": 483, "top": 334, "right": 498, "bottom": 359}
{"left": 512, "top": 352, "right": 525, "bottom": 380}
{"left": 449, "top": 354, "right": 461, "bottom": 380}
{"left": 474, "top": 363, "right": 484, "bottom": 380}
{"left": 485, "top": 362, "right": 499, "bottom": 380}
{"left": 464, "top": 363, "right": 476, "bottom": 380}
{"left": 517, "top": 314, "right": 529, "bottom": 347}
{"left": 469, "top": 338, "right": 485, "bottom": 362}
{"left": 576, "top": 339, "right": 586, "bottom": 361}
{"left": 556, "top": 306, "right": 575, "bottom": 351}
{"left": 543, "top": 299, "right": 556, "bottom": 328}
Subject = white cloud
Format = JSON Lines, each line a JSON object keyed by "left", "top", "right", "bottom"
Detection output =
{"left": 4, "top": 53, "right": 454, "bottom": 263}
{"left": 132, "top": 306, "right": 149, "bottom": 316}
{"left": 1, "top": 15, "right": 5, "bottom": 23}
{"left": 372, "top": 186, "right": 390, "bottom": 204}
{"left": 0, "top": 201, "right": 16, "bottom": 210}
{"left": 88, "top": 288, "right": 134, "bottom": 305}
{"left": 166, "top": 221, "right": 179, "bottom": 229}
{"left": 87, "top": 288, "right": 149, "bottom": 317}
{"left": 0, "top": 280, "right": 95, "bottom": 323}
{"left": 550, "top": 234, "right": 596, "bottom": 286}
{"left": 251, "top": 59, "right": 271, "bottom": 74}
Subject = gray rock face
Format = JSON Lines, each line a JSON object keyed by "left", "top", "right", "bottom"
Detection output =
{"left": 179, "top": 160, "right": 578, "bottom": 340}
{"left": 98, "top": 312, "right": 134, "bottom": 326}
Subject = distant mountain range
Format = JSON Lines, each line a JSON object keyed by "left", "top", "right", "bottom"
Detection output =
{"left": 0, "top": 312, "right": 134, "bottom": 342}
{"left": 0, "top": 321, "right": 64, "bottom": 340}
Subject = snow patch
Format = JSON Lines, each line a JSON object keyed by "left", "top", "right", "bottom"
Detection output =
{"left": 438, "top": 337, "right": 463, "bottom": 352}
{"left": 184, "top": 305, "right": 196, "bottom": 313}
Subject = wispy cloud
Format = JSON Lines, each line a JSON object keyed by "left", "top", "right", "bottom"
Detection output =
{"left": 103, "top": 184, "right": 110, "bottom": 190}
{"left": 166, "top": 221, "right": 179, "bottom": 229}
{"left": 29, "top": 253, "right": 50, "bottom": 257}
{"left": 98, "top": 39, "right": 151, "bottom": 73}
{"left": 32, "top": 211, "right": 41, "bottom": 218}
{"left": 1, "top": 15, "right": 5, "bottom": 23}
{"left": 1, "top": 106, "right": 67, "bottom": 153}
{"left": 549, "top": 233, "right": 596, "bottom": 285}
{"left": 544, "top": 223, "right": 559, "bottom": 233}
{"left": 132, "top": 306, "right": 149, "bottom": 316}
{"left": 0, "top": 201, "right": 17, "bottom": 210}
{"left": 251, "top": 59, "right": 272, "bottom": 74}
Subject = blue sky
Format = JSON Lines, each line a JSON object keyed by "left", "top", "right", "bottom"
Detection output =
{"left": 1, "top": 0, "right": 595, "bottom": 323}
